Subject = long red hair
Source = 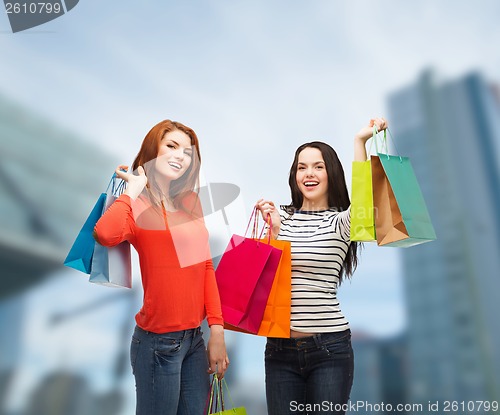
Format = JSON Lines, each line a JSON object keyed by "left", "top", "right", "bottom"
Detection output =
{"left": 131, "top": 120, "right": 201, "bottom": 212}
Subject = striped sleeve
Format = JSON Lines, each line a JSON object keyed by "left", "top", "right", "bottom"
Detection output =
{"left": 330, "top": 206, "right": 350, "bottom": 241}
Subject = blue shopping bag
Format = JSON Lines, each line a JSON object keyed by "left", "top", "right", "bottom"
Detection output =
{"left": 64, "top": 193, "right": 107, "bottom": 274}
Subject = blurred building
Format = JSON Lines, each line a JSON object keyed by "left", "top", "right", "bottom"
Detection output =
{"left": 350, "top": 332, "right": 382, "bottom": 406}
{"left": 0, "top": 93, "right": 118, "bottom": 414}
{"left": 388, "top": 70, "right": 500, "bottom": 413}
{"left": 0, "top": 93, "right": 117, "bottom": 298}
{"left": 349, "top": 332, "right": 407, "bottom": 414}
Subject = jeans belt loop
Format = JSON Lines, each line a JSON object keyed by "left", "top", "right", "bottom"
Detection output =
{"left": 277, "top": 338, "right": 283, "bottom": 351}
{"left": 313, "top": 333, "right": 322, "bottom": 349}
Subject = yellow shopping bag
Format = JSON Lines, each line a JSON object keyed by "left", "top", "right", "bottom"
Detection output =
{"left": 350, "top": 159, "right": 376, "bottom": 241}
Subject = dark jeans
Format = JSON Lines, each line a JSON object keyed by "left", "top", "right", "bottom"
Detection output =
{"left": 265, "top": 330, "right": 354, "bottom": 415}
{"left": 130, "top": 325, "right": 210, "bottom": 415}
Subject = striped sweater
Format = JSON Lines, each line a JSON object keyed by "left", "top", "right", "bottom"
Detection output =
{"left": 277, "top": 207, "right": 351, "bottom": 333}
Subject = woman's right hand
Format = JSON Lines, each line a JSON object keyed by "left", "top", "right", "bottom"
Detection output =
{"left": 116, "top": 165, "right": 148, "bottom": 200}
{"left": 255, "top": 199, "right": 281, "bottom": 238}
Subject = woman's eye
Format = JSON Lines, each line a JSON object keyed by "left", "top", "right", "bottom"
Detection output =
{"left": 184, "top": 150, "right": 193, "bottom": 157}
{"left": 167, "top": 144, "right": 176, "bottom": 149}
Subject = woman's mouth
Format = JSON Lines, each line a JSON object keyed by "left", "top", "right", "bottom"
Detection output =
{"left": 168, "top": 161, "right": 182, "bottom": 171}
{"left": 303, "top": 181, "right": 319, "bottom": 188}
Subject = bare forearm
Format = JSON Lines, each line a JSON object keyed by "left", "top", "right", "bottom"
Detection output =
{"left": 354, "top": 135, "right": 369, "bottom": 162}
{"left": 353, "top": 117, "right": 388, "bottom": 161}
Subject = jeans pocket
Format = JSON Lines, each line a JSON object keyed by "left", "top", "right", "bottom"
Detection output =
{"left": 323, "top": 336, "right": 353, "bottom": 359}
{"left": 130, "top": 336, "right": 141, "bottom": 374}
{"left": 155, "top": 336, "right": 183, "bottom": 362}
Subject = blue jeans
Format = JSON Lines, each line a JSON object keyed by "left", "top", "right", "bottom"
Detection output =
{"left": 130, "top": 325, "right": 210, "bottom": 415}
{"left": 265, "top": 330, "right": 354, "bottom": 415}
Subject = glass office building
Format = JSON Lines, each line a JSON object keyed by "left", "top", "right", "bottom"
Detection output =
{"left": 388, "top": 70, "right": 500, "bottom": 412}
{"left": 0, "top": 93, "right": 118, "bottom": 414}
{"left": 0, "top": 93, "right": 117, "bottom": 298}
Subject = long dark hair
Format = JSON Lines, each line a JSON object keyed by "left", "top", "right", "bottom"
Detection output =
{"left": 284, "top": 141, "right": 359, "bottom": 282}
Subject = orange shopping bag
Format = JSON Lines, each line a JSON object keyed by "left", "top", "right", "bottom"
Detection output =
{"left": 257, "top": 239, "right": 291, "bottom": 338}
{"left": 222, "top": 215, "right": 292, "bottom": 338}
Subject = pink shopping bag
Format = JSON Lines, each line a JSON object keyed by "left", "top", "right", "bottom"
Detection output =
{"left": 215, "top": 209, "right": 282, "bottom": 333}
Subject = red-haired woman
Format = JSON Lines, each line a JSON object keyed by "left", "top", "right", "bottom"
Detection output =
{"left": 94, "top": 120, "right": 229, "bottom": 415}
{"left": 256, "top": 118, "right": 387, "bottom": 415}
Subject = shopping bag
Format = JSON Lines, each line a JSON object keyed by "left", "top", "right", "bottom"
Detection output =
{"left": 88, "top": 240, "right": 132, "bottom": 288}
{"left": 371, "top": 155, "right": 406, "bottom": 246}
{"left": 224, "top": 238, "right": 292, "bottom": 338}
{"left": 350, "top": 159, "right": 376, "bottom": 241}
{"left": 257, "top": 239, "right": 291, "bottom": 338}
{"left": 206, "top": 375, "right": 247, "bottom": 415}
{"left": 215, "top": 209, "right": 282, "bottom": 333}
{"left": 64, "top": 193, "right": 107, "bottom": 273}
{"left": 372, "top": 129, "right": 436, "bottom": 247}
{"left": 89, "top": 175, "right": 132, "bottom": 288}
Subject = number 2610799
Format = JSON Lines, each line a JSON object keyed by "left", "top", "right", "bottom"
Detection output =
{"left": 5, "top": 3, "right": 62, "bottom": 14}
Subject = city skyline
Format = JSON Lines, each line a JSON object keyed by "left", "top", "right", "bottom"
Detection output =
{"left": 2, "top": 1, "right": 499, "bottom": 414}
{"left": 389, "top": 70, "right": 500, "bottom": 411}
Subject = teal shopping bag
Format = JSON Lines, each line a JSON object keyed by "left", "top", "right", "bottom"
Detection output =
{"left": 372, "top": 129, "right": 436, "bottom": 247}
{"left": 375, "top": 153, "right": 436, "bottom": 247}
{"left": 64, "top": 193, "right": 107, "bottom": 273}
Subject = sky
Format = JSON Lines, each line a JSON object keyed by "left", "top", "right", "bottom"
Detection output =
{"left": 1, "top": 0, "right": 500, "bottom": 411}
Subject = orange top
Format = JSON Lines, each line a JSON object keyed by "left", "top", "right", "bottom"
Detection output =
{"left": 94, "top": 193, "right": 223, "bottom": 333}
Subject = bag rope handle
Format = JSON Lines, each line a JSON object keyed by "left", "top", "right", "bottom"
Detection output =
{"left": 370, "top": 125, "right": 403, "bottom": 163}
{"left": 207, "top": 374, "right": 239, "bottom": 414}
{"left": 243, "top": 206, "right": 258, "bottom": 238}
{"left": 257, "top": 214, "right": 273, "bottom": 245}
{"left": 243, "top": 207, "right": 273, "bottom": 245}
{"left": 106, "top": 170, "right": 127, "bottom": 196}
{"left": 386, "top": 127, "right": 403, "bottom": 163}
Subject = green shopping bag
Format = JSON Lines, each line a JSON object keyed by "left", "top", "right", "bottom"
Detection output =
{"left": 350, "top": 160, "right": 376, "bottom": 241}
{"left": 350, "top": 125, "right": 381, "bottom": 242}
{"left": 206, "top": 375, "right": 247, "bottom": 415}
{"left": 373, "top": 129, "right": 437, "bottom": 247}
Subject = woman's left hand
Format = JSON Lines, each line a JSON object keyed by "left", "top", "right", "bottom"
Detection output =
{"left": 207, "top": 325, "right": 230, "bottom": 379}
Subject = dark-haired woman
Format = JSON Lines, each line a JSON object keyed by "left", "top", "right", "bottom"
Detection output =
{"left": 256, "top": 117, "right": 387, "bottom": 415}
{"left": 94, "top": 120, "right": 229, "bottom": 415}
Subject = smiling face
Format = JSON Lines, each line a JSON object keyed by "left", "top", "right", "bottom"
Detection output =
{"left": 296, "top": 146, "right": 329, "bottom": 210}
{"left": 155, "top": 129, "right": 193, "bottom": 182}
